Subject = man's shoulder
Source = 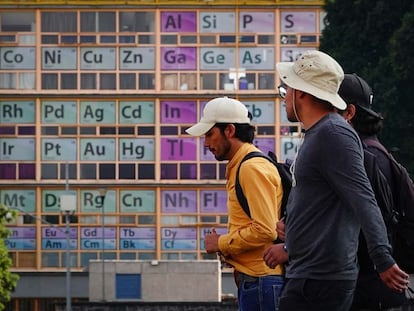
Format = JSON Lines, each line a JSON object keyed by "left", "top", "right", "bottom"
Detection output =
{"left": 239, "top": 151, "right": 278, "bottom": 171}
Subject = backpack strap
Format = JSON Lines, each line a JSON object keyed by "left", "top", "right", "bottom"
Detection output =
{"left": 235, "top": 151, "right": 274, "bottom": 218}
{"left": 364, "top": 138, "right": 389, "bottom": 155}
{"left": 364, "top": 138, "right": 400, "bottom": 192}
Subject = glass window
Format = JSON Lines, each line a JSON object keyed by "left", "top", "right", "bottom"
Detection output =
{"left": 161, "top": 35, "right": 177, "bottom": 44}
{"left": 41, "top": 164, "right": 58, "bottom": 179}
{"left": 138, "top": 215, "right": 155, "bottom": 224}
{"left": 161, "top": 74, "right": 177, "bottom": 90}
{"left": 0, "top": 35, "right": 16, "bottom": 42}
{"left": 258, "top": 35, "right": 275, "bottom": 44}
{"left": 200, "top": 216, "right": 217, "bottom": 223}
{"left": 60, "top": 163, "right": 77, "bottom": 179}
{"left": 80, "top": 163, "right": 96, "bottom": 179}
{"left": 300, "top": 35, "right": 317, "bottom": 43}
{"left": 42, "top": 253, "right": 59, "bottom": 267}
{"left": 19, "top": 253, "right": 37, "bottom": 268}
{"left": 100, "top": 73, "right": 116, "bottom": 90}
{"left": 138, "top": 253, "right": 155, "bottom": 260}
{"left": 119, "top": 215, "right": 135, "bottom": 224}
{"left": 0, "top": 164, "right": 16, "bottom": 179}
{"left": 220, "top": 215, "right": 228, "bottom": 224}
{"left": 200, "top": 35, "right": 216, "bottom": 44}
{"left": 161, "top": 215, "right": 179, "bottom": 225}
{"left": 80, "top": 12, "right": 115, "bottom": 32}
{"left": 280, "top": 34, "right": 297, "bottom": 44}
{"left": 41, "top": 12, "right": 77, "bottom": 32}
{"left": 120, "top": 74, "right": 136, "bottom": 89}
{"left": 81, "top": 252, "right": 97, "bottom": 267}
{"left": 61, "top": 73, "right": 77, "bottom": 89}
{"left": 119, "top": 35, "right": 135, "bottom": 43}
{"left": 239, "top": 35, "right": 255, "bottom": 43}
{"left": 220, "top": 35, "right": 235, "bottom": 43}
{"left": 61, "top": 127, "right": 78, "bottom": 135}
{"left": 138, "top": 164, "right": 155, "bottom": 179}
{"left": 42, "top": 35, "right": 58, "bottom": 44}
{"left": 19, "top": 34, "right": 35, "bottom": 44}
{"left": 41, "top": 74, "right": 58, "bottom": 89}
{"left": 0, "top": 73, "right": 16, "bottom": 89}
{"left": 1, "top": 12, "right": 35, "bottom": 32}
{"left": 81, "top": 73, "right": 96, "bottom": 89}
{"left": 101, "top": 35, "right": 116, "bottom": 43}
{"left": 181, "top": 216, "right": 197, "bottom": 224}
{"left": 181, "top": 35, "right": 197, "bottom": 44}
{"left": 80, "top": 127, "right": 96, "bottom": 135}
{"left": 138, "top": 35, "right": 154, "bottom": 44}
{"left": 137, "top": 126, "right": 155, "bottom": 136}
{"left": 61, "top": 35, "right": 77, "bottom": 44}
{"left": 139, "top": 73, "right": 155, "bottom": 90}
{"left": 120, "top": 253, "right": 137, "bottom": 260}
{"left": 80, "top": 35, "right": 96, "bottom": 43}
{"left": 162, "top": 253, "right": 179, "bottom": 260}
{"left": 119, "top": 164, "right": 136, "bottom": 179}
{"left": 181, "top": 253, "right": 197, "bottom": 260}
{"left": 258, "top": 73, "right": 275, "bottom": 90}
{"left": 200, "top": 163, "right": 217, "bottom": 179}
{"left": 64, "top": 252, "right": 78, "bottom": 268}
{"left": 201, "top": 73, "right": 216, "bottom": 90}
{"left": 99, "top": 164, "right": 115, "bottom": 179}
{"left": 181, "top": 163, "right": 197, "bottom": 179}
{"left": 119, "top": 12, "right": 155, "bottom": 32}
{"left": 118, "top": 127, "right": 134, "bottom": 135}
{"left": 79, "top": 215, "right": 98, "bottom": 224}
{"left": 19, "top": 73, "right": 35, "bottom": 90}
{"left": 22, "top": 215, "right": 35, "bottom": 225}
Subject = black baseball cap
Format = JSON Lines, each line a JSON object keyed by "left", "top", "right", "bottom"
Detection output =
{"left": 338, "top": 73, "right": 383, "bottom": 120}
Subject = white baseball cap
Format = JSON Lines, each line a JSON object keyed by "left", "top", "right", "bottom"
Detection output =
{"left": 186, "top": 97, "right": 250, "bottom": 136}
{"left": 277, "top": 50, "right": 347, "bottom": 110}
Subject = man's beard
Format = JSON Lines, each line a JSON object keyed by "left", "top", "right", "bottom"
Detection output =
{"left": 214, "top": 139, "right": 231, "bottom": 161}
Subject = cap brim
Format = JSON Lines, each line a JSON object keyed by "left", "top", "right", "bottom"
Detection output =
{"left": 185, "top": 122, "right": 215, "bottom": 136}
{"left": 358, "top": 104, "right": 384, "bottom": 120}
{"left": 277, "top": 62, "right": 347, "bottom": 110}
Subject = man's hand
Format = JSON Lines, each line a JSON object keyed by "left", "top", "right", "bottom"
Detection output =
{"left": 379, "top": 264, "right": 410, "bottom": 292}
{"left": 276, "top": 217, "right": 286, "bottom": 241}
{"left": 204, "top": 228, "right": 220, "bottom": 254}
{"left": 263, "top": 243, "right": 288, "bottom": 269}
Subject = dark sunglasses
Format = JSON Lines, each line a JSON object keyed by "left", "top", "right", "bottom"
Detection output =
{"left": 278, "top": 84, "right": 287, "bottom": 99}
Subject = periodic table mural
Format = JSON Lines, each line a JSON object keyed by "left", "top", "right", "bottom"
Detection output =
{"left": 0, "top": 6, "right": 322, "bottom": 267}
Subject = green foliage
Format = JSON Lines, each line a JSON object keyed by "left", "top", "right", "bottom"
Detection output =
{"left": 0, "top": 204, "right": 19, "bottom": 311}
{"left": 320, "top": 0, "right": 414, "bottom": 176}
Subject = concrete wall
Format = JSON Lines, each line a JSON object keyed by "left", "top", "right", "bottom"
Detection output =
{"left": 89, "top": 260, "right": 222, "bottom": 302}
{"left": 11, "top": 270, "right": 238, "bottom": 299}
{"left": 11, "top": 272, "right": 89, "bottom": 298}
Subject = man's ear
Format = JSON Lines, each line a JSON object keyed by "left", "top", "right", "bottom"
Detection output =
{"left": 348, "top": 104, "right": 356, "bottom": 120}
{"left": 225, "top": 124, "right": 236, "bottom": 137}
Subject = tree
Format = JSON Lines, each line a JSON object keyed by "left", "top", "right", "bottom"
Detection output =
{"left": 320, "top": 0, "right": 414, "bottom": 175}
{"left": 0, "top": 204, "right": 19, "bottom": 311}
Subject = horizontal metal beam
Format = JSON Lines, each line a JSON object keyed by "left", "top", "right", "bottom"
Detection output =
{"left": 1, "top": 0, "right": 323, "bottom": 7}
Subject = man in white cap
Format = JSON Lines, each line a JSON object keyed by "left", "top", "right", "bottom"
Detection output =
{"left": 186, "top": 97, "right": 284, "bottom": 311}
{"left": 274, "top": 50, "right": 409, "bottom": 311}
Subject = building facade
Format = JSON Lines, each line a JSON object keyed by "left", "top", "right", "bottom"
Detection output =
{"left": 0, "top": 0, "right": 323, "bottom": 309}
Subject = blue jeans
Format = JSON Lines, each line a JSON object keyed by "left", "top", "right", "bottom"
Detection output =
{"left": 279, "top": 278, "right": 356, "bottom": 311}
{"left": 237, "top": 273, "right": 284, "bottom": 311}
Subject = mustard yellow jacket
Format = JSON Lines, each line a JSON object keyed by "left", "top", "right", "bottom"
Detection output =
{"left": 218, "top": 143, "right": 284, "bottom": 276}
